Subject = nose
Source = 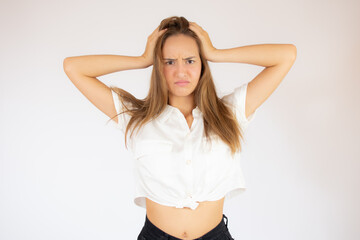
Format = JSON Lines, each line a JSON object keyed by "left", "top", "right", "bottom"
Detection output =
{"left": 175, "top": 62, "right": 187, "bottom": 79}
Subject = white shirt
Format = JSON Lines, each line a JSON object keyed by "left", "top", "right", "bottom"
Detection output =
{"left": 111, "top": 82, "right": 257, "bottom": 210}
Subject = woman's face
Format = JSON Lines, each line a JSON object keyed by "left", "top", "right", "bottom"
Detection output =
{"left": 161, "top": 34, "right": 202, "bottom": 100}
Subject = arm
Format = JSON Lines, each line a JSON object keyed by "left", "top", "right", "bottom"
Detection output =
{"left": 63, "top": 26, "right": 166, "bottom": 123}
{"left": 64, "top": 26, "right": 167, "bottom": 75}
{"left": 63, "top": 55, "right": 148, "bottom": 124}
{"left": 208, "top": 44, "right": 296, "bottom": 67}
{"left": 189, "top": 22, "right": 297, "bottom": 119}
{"left": 63, "top": 55, "right": 149, "bottom": 78}
{"left": 210, "top": 44, "right": 297, "bottom": 119}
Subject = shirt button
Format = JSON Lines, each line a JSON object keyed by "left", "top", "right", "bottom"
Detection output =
{"left": 186, "top": 159, "right": 192, "bottom": 165}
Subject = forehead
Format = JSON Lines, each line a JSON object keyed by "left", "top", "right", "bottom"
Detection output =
{"left": 162, "top": 34, "right": 199, "bottom": 57}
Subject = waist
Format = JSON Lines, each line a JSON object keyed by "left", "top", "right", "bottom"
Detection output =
{"left": 145, "top": 197, "right": 225, "bottom": 239}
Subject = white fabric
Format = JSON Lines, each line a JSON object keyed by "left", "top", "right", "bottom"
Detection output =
{"left": 111, "top": 82, "right": 257, "bottom": 210}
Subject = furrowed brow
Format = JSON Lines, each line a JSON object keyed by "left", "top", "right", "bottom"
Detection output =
{"left": 163, "top": 56, "right": 196, "bottom": 60}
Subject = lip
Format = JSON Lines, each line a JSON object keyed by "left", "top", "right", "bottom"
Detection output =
{"left": 175, "top": 81, "right": 190, "bottom": 86}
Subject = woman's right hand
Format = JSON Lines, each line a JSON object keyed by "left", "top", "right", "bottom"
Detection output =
{"left": 141, "top": 26, "right": 167, "bottom": 67}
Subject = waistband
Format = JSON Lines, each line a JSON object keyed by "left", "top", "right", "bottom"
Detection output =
{"left": 143, "top": 214, "right": 229, "bottom": 240}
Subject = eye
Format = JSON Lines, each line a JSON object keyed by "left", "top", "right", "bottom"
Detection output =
{"left": 187, "top": 59, "right": 195, "bottom": 64}
{"left": 165, "top": 60, "right": 175, "bottom": 65}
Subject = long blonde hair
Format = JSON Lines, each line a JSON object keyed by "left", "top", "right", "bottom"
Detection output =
{"left": 108, "top": 16, "right": 245, "bottom": 157}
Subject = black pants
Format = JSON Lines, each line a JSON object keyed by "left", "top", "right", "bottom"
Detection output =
{"left": 137, "top": 214, "right": 234, "bottom": 240}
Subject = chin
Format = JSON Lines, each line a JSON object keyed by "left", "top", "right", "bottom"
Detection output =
{"left": 170, "top": 88, "right": 194, "bottom": 95}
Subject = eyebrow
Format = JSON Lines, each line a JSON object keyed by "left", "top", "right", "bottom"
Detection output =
{"left": 163, "top": 56, "right": 196, "bottom": 60}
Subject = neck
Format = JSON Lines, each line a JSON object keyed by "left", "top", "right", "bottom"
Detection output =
{"left": 168, "top": 95, "right": 196, "bottom": 117}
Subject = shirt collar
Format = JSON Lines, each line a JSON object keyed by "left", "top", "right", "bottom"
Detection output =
{"left": 157, "top": 105, "right": 202, "bottom": 124}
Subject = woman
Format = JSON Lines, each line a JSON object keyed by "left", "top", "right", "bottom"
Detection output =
{"left": 63, "top": 16, "right": 296, "bottom": 240}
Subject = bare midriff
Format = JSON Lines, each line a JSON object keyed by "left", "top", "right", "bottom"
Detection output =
{"left": 145, "top": 197, "right": 225, "bottom": 240}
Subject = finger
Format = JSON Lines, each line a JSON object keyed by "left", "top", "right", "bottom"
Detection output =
{"left": 157, "top": 29, "right": 167, "bottom": 37}
{"left": 150, "top": 27, "right": 159, "bottom": 36}
{"left": 150, "top": 27, "right": 165, "bottom": 37}
{"left": 153, "top": 25, "right": 162, "bottom": 34}
{"left": 189, "top": 23, "right": 197, "bottom": 31}
{"left": 189, "top": 23, "right": 202, "bottom": 33}
{"left": 189, "top": 25, "right": 200, "bottom": 35}
{"left": 190, "top": 22, "right": 200, "bottom": 28}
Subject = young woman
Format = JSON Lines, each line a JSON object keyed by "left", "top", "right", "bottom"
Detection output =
{"left": 63, "top": 16, "right": 296, "bottom": 240}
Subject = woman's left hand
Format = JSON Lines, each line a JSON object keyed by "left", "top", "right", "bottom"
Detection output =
{"left": 189, "top": 22, "right": 217, "bottom": 61}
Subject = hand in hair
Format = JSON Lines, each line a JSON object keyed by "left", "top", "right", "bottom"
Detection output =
{"left": 141, "top": 26, "right": 167, "bottom": 67}
{"left": 189, "top": 22, "right": 217, "bottom": 61}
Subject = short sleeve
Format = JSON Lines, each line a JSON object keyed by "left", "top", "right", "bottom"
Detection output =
{"left": 111, "top": 89, "right": 132, "bottom": 133}
{"left": 221, "top": 82, "right": 257, "bottom": 131}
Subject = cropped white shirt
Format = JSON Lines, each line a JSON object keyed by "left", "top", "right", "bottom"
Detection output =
{"left": 111, "top": 82, "right": 257, "bottom": 210}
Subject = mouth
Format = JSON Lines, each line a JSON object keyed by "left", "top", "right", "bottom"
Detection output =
{"left": 175, "top": 81, "right": 190, "bottom": 86}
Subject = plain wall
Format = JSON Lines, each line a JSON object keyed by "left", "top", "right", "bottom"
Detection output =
{"left": 1, "top": 0, "right": 359, "bottom": 239}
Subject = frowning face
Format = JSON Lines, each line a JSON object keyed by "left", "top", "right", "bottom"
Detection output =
{"left": 162, "top": 34, "right": 202, "bottom": 100}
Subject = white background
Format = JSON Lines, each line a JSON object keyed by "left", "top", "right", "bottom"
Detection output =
{"left": 1, "top": 0, "right": 359, "bottom": 239}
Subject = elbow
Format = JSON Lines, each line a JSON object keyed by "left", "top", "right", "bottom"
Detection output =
{"left": 63, "top": 57, "right": 74, "bottom": 73}
{"left": 287, "top": 44, "right": 297, "bottom": 62}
